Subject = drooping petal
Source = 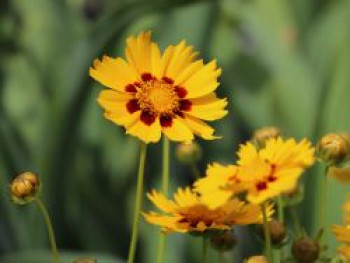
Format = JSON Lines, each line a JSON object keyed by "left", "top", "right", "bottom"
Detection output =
{"left": 183, "top": 114, "right": 220, "bottom": 140}
{"left": 143, "top": 212, "right": 185, "bottom": 233}
{"left": 90, "top": 56, "right": 139, "bottom": 92}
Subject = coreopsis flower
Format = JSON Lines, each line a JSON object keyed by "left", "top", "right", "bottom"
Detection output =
{"left": 329, "top": 166, "right": 350, "bottom": 183}
{"left": 237, "top": 137, "right": 315, "bottom": 204}
{"left": 194, "top": 163, "right": 245, "bottom": 209}
{"left": 90, "top": 31, "right": 228, "bottom": 143}
{"left": 143, "top": 187, "right": 273, "bottom": 234}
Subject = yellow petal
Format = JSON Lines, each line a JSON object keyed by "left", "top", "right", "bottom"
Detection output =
{"left": 162, "top": 41, "right": 198, "bottom": 80}
{"left": 90, "top": 56, "right": 139, "bottom": 92}
{"left": 182, "top": 60, "right": 221, "bottom": 99}
{"left": 125, "top": 31, "right": 153, "bottom": 75}
{"left": 147, "top": 190, "right": 178, "bottom": 213}
{"left": 173, "top": 187, "right": 198, "bottom": 207}
{"left": 126, "top": 118, "right": 162, "bottom": 143}
{"left": 187, "top": 94, "right": 228, "bottom": 121}
{"left": 183, "top": 114, "right": 220, "bottom": 140}
{"left": 162, "top": 117, "right": 194, "bottom": 143}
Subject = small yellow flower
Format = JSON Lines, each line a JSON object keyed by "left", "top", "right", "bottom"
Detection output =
{"left": 90, "top": 31, "right": 227, "bottom": 143}
{"left": 237, "top": 137, "right": 315, "bottom": 204}
{"left": 143, "top": 187, "right": 273, "bottom": 234}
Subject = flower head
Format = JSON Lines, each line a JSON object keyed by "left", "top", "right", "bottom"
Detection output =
{"left": 317, "top": 133, "right": 349, "bottom": 165}
{"left": 10, "top": 172, "right": 41, "bottom": 205}
{"left": 236, "top": 137, "right": 315, "bottom": 204}
{"left": 143, "top": 187, "right": 273, "bottom": 234}
{"left": 90, "top": 31, "right": 228, "bottom": 143}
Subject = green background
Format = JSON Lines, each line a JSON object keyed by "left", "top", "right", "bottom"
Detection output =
{"left": 1, "top": 0, "right": 349, "bottom": 262}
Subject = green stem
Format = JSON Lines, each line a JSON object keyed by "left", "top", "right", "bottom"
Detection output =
{"left": 219, "top": 251, "right": 228, "bottom": 263}
{"left": 277, "top": 196, "right": 284, "bottom": 222}
{"left": 261, "top": 202, "right": 273, "bottom": 263}
{"left": 202, "top": 237, "right": 207, "bottom": 263}
{"left": 290, "top": 206, "right": 302, "bottom": 238}
{"left": 190, "top": 163, "right": 201, "bottom": 179}
{"left": 156, "top": 137, "right": 170, "bottom": 263}
{"left": 35, "top": 198, "right": 60, "bottom": 263}
{"left": 277, "top": 196, "right": 284, "bottom": 260}
{"left": 319, "top": 165, "right": 329, "bottom": 244}
{"left": 127, "top": 142, "right": 147, "bottom": 263}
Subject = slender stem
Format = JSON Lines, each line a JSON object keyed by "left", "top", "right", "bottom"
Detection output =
{"left": 261, "top": 202, "right": 273, "bottom": 263}
{"left": 319, "top": 165, "right": 329, "bottom": 244}
{"left": 127, "top": 142, "right": 147, "bottom": 263}
{"left": 202, "top": 237, "right": 207, "bottom": 263}
{"left": 277, "top": 196, "right": 284, "bottom": 222}
{"left": 156, "top": 137, "right": 170, "bottom": 263}
{"left": 277, "top": 196, "right": 284, "bottom": 260}
{"left": 35, "top": 198, "right": 60, "bottom": 263}
{"left": 290, "top": 206, "right": 302, "bottom": 238}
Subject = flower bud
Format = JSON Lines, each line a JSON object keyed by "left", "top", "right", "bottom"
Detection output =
{"left": 210, "top": 231, "right": 236, "bottom": 251}
{"left": 252, "top": 126, "right": 281, "bottom": 147}
{"left": 176, "top": 142, "right": 202, "bottom": 165}
{"left": 256, "top": 219, "right": 287, "bottom": 246}
{"left": 246, "top": 255, "right": 268, "bottom": 263}
{"left": 292, "top": 237, "right": 320, "bottom": 263}
{"left": 10, "top": 172, "right": 41, "bottom": 205}
{"left": 317, "top": 133, "right": 349, "bottom": 165}
{"left": 73, "top": 257, "right": 97, "bottom": 263}
{"left": 269, "top": 220, "right": 287, "bottom": 245}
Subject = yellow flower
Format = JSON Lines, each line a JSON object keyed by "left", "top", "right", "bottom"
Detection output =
{"left": 332, "top": 225, "right": 350, "bottom": 259}
{"left": 194, "top": 163, "right": 245, "bottom": 209}
{"left": 143, "top": 187, "right": 273, "bottom": 234}
{"left": 90, "top": 31, "right": 227, "bottom": 143}
{"left": 237, "top": 137, "right": 315, "bottom": 204}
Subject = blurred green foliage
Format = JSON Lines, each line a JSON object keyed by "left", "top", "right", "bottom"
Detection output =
{"left": 1, "top": 0, "right": 350, "bottom": 262}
